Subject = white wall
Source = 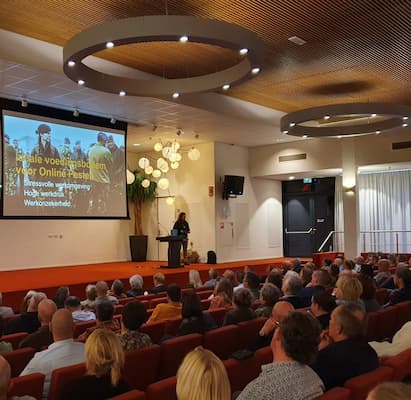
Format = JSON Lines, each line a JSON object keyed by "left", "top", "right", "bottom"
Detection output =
{"left": 215, "top": 143, "right": 283, "bottom": 262}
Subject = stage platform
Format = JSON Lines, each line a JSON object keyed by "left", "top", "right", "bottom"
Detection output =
{"left": 0, "top": 257, "right": 310, "bottom": 311}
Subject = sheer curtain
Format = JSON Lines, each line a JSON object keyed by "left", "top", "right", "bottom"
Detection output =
{"left": 358, "top": 170, "right": 411, "bottom": 253}
{"left": 334, "top": 175, "right": 344, "bottom": 251}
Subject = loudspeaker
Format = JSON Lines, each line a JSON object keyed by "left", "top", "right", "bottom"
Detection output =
{"left": 223, "top": 175, "right": 244, "bottom": 199}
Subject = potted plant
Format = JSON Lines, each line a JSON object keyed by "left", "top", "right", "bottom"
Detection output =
{"left": 127, "top": 171, "right": 157, "bottom": 261}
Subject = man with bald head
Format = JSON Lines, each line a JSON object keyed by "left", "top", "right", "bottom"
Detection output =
{"left": 19, "top": 299, "right": 57, "bottom": 351}
{"left": 20, "top": 309, "right": 85, "bottom": 399}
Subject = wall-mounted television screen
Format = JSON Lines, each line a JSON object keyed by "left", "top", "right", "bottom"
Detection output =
{"left": 2, "top": 110, "right": 127, "bottom": 218}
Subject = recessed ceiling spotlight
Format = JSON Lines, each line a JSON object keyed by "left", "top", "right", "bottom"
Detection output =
{"left": 403, "top": 116, "right": 409, "bottom": 120}
{"left": 251, "top": 67, "right": 260, "bottom": 75}
{"left": 222, "top": 84, "right": 230, "bottom": 91}
{"left": 324, "top": 115, "right": 331, "bottom": 120}
{"left": 21, "top": 99, "right": 28, "bottom": 108}
{"left": 133, "top": 143, "right": 141, "bottom": 147}
{"left": 110, "top": 117, "right": 116, "bottom": 124}
{"left": 302, "top": 135, "right": 308, "bottom": 139}
{"left": 375, "top": 130, "right": 381, "bottom": 134}
{"left": 119, "top": 90, "right": 126, "bottom": 96}
{"left": 288, "top": 36, "right": 307, "bottom": 46}
{"left": 403, "top": 123, "right": 409, "bottom": 128}
{"left": 73, "top": 109, "right": 79, "bottom": 117}
{"left": 371, "top": 113, "right": 377, "bottom": 117}
{"left": 172, "top": 92, "right": 180, "bottom": 99}
{"left": 78, "top": 79, "right": 85, "bottom": 85}
{"left": 282, "top": 130, "right": 289, "bottom": 134}
{"left": 289, "top": 122, "right": 296, "bottom": 127}
{"left": 179, "top": 35, "right": 189, "bottom": 43}
{"left": 239, "top": 48, "right": 248, "bottom": 55}
{"left": 106, "top": 41, "right": 114, "bottom": 48}
{"left": 289, "top": 176, "right": 295, "bottom": 180}
{"left": 67, "top": 60, "right": 76, "bottom": 67}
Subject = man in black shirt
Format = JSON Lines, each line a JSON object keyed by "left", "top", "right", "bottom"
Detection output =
{"left": 173, "top": 212, "right": 190, "bottom": 265}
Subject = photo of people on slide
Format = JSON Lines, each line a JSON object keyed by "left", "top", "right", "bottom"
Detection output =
{"left": 2, "top": 112, "right": 127, "bottom": 217}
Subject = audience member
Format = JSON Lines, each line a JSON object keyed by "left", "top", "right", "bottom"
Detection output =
{"left": 353, "top": 255, "right": 364, "bottom": 273}
{"left": 387, "top": 254, "right": 398, "bottom": 268}
{"left": 149, "top": 273, "right": 167, "bottom": 294}
{"left": 369, "top": 321, "right": 411, "bottom": 357}
{"left": 18, "top": 299, "right": 57, "bottom": 351}
{"left": 223, "top": 288, "right": 256, "bottom": 326}
{"left": 54, "top": 286, "right": 69, "bottom": 309}
{"left": 281, "top": 272, "right": 304, "bottom": 308}
{"left": 328, "top": 263, "right": 340, "bottom": 286}
{"left": 310, "top": 292, "right": 337, "bottom": 330}
{"left": 20, "top": 309, "right": 85, "bottom": 399}
{"left": 322, "top": 258, "right": 332, "bottom": 269}
{"left": 334, "top": 275, "right": 365, "bottom": 311}
{"left": 126, "top": 274, "right": 144, "bottom": 297}
{"left": 119, "top": 302, "right": 151, "bottom": 351}
{"left": 366, "top": 254, "right": 379, "bottom": 268}
{"left": 389, "top": 267, "right": 411, "bottom": 305}
{"left": 20, "top": 291, "right": 36, "bottom": 314}
{"left": 81, "top": 284, "right": 97, "bottom": 309}
{"left": 109, "top": 279, "right": 127, "bottom": 299}
{"left": 0, "top": 317, "right": 12, "bottom": 354}
{"left": 367, "top": 382, "right": 411, "bottom": 400}
{"left": 61, "top": 329, "right": 128, "bottom": 400}
{"left": 266, "top": 268, "right": 283, "bottom": 292}
{"left": 233, "top": 271, "right": 245, "bottom": 292}
{"left": 357, "top": 274, "right": 381, "bottom": 312}
{"left": 222, "top": 270, "right": 239, "bottom": 289}
{"left": 374, "top": 259, "right": 391, "bottom": 287}
{"left": 188, "top": 270, "right": 203, "bottom": 288}
{"left": 334, "top": 257, "right": 344, "bottom": 272}
{"left": 178, "top": 292, "right": 216, "bottom": 336}
{"left": 255, "top": 283, "right": 281, "bottom": 317}
{"left": 314, "top": 304, "right": 379, "bottom": 390}
{"left": 65, "top": 296, "right": 96, "bottom": 322}
{"left": 0, "top": 293, "right": 13, "bottom": 317}
{"left": 300, "top": 263, "right": 314, "bottom": 287}
{"left": 93, "top": 281, "right": 119, "bottom": 309}
{"left": 342, "top": 259, "right": 355, "bottom": 273}
{"left": 238, "top": 312, "right": 323, "bottom": 400}
{"left": 209, "top": 278, "right": 233, "bottom": 309}
{"left": 243, "top": 272, "right": 260, "bottom": 302}
{"left": 282, "top": 261, "right": 292, "bottom": 275}
{"left": 176, "top": 346, "right": 230, "bottom": 400}
{"left": 147, "top": 284, "right": 182, "bottom": 324}
{"left": 291, "top": 258, "right": 302, "bottom": 274}
{"left": 299, "top": 269, "right": 328, "bottom": 306}
{"left": 78, "top": 301, "right": 120, "bottom": 341}
{"left": 204, "top": 268, "right": 218, "bottom": 287}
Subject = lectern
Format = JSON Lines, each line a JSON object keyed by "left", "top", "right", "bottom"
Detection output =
{"left": 156, "top": 235, "right": 185, "bottom": 268}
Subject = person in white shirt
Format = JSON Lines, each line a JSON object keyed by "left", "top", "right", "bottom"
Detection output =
{"left": 64, "top": 296, "right": 96, "bottom": 323}
{"left": 20, "top": 309, "right": 85, "bottom": 399}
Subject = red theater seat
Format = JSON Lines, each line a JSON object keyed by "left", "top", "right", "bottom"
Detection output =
{"left": 366, "top": 312, "right": 379, "bottom": 341}
{"left": 203, "top": 325, "right": 239, "bottom": 359}
{"left": 2, "top": 332, "right": 28, "bottom": 350}
{"left": 158, "top": 334, "right": 203, "bottom": 378}
{"left": 197, "top": 290, "right": 213, "bottom": 299}
{"left": 223, "top": 357, "right": 259, "bottom": 392}
{"left": 344, "top": 366, "right": 394, "bottom": 400}
{"left": 114, "top": 304, "right": 124, "bottom": 315}
{"left": 150, "top": 297, "right": 168, "bottom": 308}
{"left": 9, "top": 373, "right": 45, "bottom": 400}
{"left": 123, "top": 345, "right": 161, "bottom": 390}
{"left": 205, "top": 307, "right": 228, "bottom": 327}
{"left": 3, "top": 347, "right": 35, "bottom": 377}
{"left": 118, "top": 297, "right": 138, "bottom": 306}
{"left": 381, "top": 348, "right": 411, "bottom": 381}
{"left": 145, "top": 377, "right": 177, "bottom": 400}
{"left": 48, "top": 363, "right": 86, "bottom": 400}
{"left": 164, "top": 318, "right": 182, "bottom": 336}
{"left": 375, "top": 288, "right": 388, "bottom": 305}
{"left": 109, "top": 390, "right": 146, "bottom": 400}
{"left": 237, "top": 318, "right": 267, "bottom": 349}
{"left": 374, "top": 307, "right": 398, "bottom": 340}
{"left": 73, "top": 320, "right": 96, "bottom": 338}
{"left": 315, "top": 387, "right": 351, "bottom": 400}
{"left": 253, "top": 346, "right": 273, "bottom": 369}
{"left": 200, "top": 299, "right": 211, "bottom": 310}
{"left": 140, "top": 320, "right": 167, "bottom": 344}
{"left": 393, "top": 301, "right": 411, "bottom": 332}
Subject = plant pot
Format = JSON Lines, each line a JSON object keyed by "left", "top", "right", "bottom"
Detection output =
{"left": 129, "top": 235, "right": 148, "bottom": 262}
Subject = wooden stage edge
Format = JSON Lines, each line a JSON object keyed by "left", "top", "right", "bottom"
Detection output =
{"left": 1, "top": 257, "right": 311, "bottom": 310}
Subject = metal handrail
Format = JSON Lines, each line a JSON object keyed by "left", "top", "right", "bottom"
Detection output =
{"left": 285, "top": 227, "right": 314, "bottom": 234}
{"left": 361, "top": 230, "right": 411, "bottom": 254}
{"left": 318, "top": 230, "right": 344, "bottom": 252}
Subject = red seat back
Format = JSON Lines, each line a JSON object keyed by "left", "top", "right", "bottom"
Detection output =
{"left": 205, "top": 307, "right": 228, "bottom": 327}
{"left": 366, "top": 312, "right": 379, "bottom": 341}
{"left": 381, "top": 348, "right": 411, "bottom": 381}
{"left": 9, "top": 373, "right": 45, "bottom": 400}
{"left": 118, "top": 297, "right": 138, "bottom": 306}
{"left": 203, "top": 325, "right": 239, "bottom": 359}
{"left": 164, "top": 318, "right": 182, "bottom": 336}
{"left": 374, "top": 307, "right": 398, "bottom": 340}
{"left": 114, "top": 304, "right": 124, "bottom": 315}
{"left": 150, "top": 297, "right": 168, "bottom": 308}
{"left": 2, "top": 332, "right": 28, "bottom": 350}
{"left": 344, "top": 366, "right": 394, "bottom": 400}
{"left": 253, "top": 346, "right": 273, "bottom": 370}
{"left": 158, "top": 334, "right": 203, "bottom": 379}
{"left": 197, "top": 290, "right": 213, "bottom": 300}
{"left": 392, "top": 301, "right": 411, "bottom": 332}
{"left": 140, "top": 320, "right": 167, "bottom": 344}
{"left": 375, "top": 288, "right": 388, "bottom": 305}
{"left": 315, "top": 387, "right": 351, "bottom": 400}
{"left": 200, "top": 299, "right": 211, "bottom": 310}
{"left": 237, "top": 318, "right": 267, "bottom": 349}
{"left": 223, "top": 357, "right": 259, "bottom": 393}
{"left": 145, "top": 377, "right": 177, "bottom": 400}
{"left": 73, "top": 320, "right": 96, "bottom": 338}
{"left": 123, "top": 345, "right": 161, "bottom": 390}
{"left": 48, "top": 363, "right": 86, "bottom": 400}
{"left": 3, "top": 347, "right": 35, "bottom": 377}
{"left": 109, "top": 390, "right": 146, "bottom": 400}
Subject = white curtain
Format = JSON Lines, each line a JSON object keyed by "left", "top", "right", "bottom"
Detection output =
{"left": 358, "top": 170, "right": 411, "bottom": 253}
{"left": 334, "top": 175, "right": 344, "bottom": 251}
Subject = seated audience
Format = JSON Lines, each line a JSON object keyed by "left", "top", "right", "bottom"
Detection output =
{"left": 0, "top": 317, "right": 12, "bottom": 354}
{"left": 81, "top": 284, "right": 97, "bottom": 309}
{"left": 149, "top": 273, "right": 167, "bottom": 294}
{"left": 20, "top": 309, "right": 85, "bottom": 399}
{"left": 234, "top": 271, "right": 245, "bottom": 291}
{"left": 78, "top": 301, "right": 120, "bottom": 341}
{"left": 19, "top": 299, "right": 57, "bottom": 351}
{"left": 20, "top": 291, "right": 36, "bottom": 314}
{"left": 310, "top": 292, "right": 337, "bottom": 330}
{"left": 126, "top": 274, "right": 144, "bottom": 297}
{"left": 353, "top": 255, "right": 364, "bottom": 273}
{"left": 314, "top": 304, "right": 379, "bottom": 390}
{"left": 342, "top": 259, "right": 355, "bottom": 274}
{"left": 93, "top": 281, "right": 119, "bottom": 309}
{"left": 299, "top": 269, "right": 329, "bottom": 307}
{"left": 238, "top": 312, "right": 323, "bottom": 400}
{"left": 281, "top": 272, "right": 304, "bottom": 308}
{"left": 369, "top": 321, "right": 411, "bottom": 357}
{"left": 61, "top": 329, "right": 128, "bottom": 400}
{"left": 222, "top": 270, "right": 240, "bottom": 289}
{"left": 300, "top": 263, "right": 314, "bottom": 287}
{"left": 255, "top": 283, "right": 281, "bottom": 318}
{"left": 188, "top": 270, "right": 203, "bottom": 288}
{"left": 243, "top": 272, "right": 261, "bottom": 302}
{"left": 266, "top": 268, "right": 283, "bottom": 292}
{"left": 119, "top": 302, "right": 151, "bottom": 351}
{"left": 322, "top": 258, "right": 332, "bottom": 269}
{"left": 282, "top": 261, "right": 292, "bottom": 275}
{"left": 54, "top": 286, "right": 69, "bottom": 309}
{"left": 334, "top": 256, "right": 344, "bottom": 272}
{"left": 328, "top": 263, "right": 340, "bottom": 286}
{"left": 374, "top": 259, "right": 391, "bottom": 287}
{"left": 389, "top": 267, "right": 411, "bottom": 305}
{"left": 178, "top": 292, "right": 216, "bottom": 336}
{"left": 109, "top": 279, "right": 127, "bottom": 299}
{"left": 6, "top": 292, "right": 45, "bottom": 334}
{"left": 357, "top": 274, "right": 381, "bottom": 312}
{"left": 209, "top": 278, "right": 233, "bottom": 310}
{"left": 147, "top": 284, "right": 182, "bottom": 324}
{"left": 1, "top": 355, "right": 35, "bottom": 400}
{"left": 0, "top": 293, "right": 13, "bottom": 317}
{"left": 65, "top": 296, "right": 96, "bottom": 322}
{"left": 223, "top": 288, "right": 256, "bottom": 326}
{"left": 204, "top": 268, "right": 218, "bottom": 287}
{"left": 367, "top": 382, "right": 411, "bottom": 400}
{"left": 176, "top": 346, "right": 230, "bottom": 400}
{"left": 387, "top": 253, "right": 398, "bottom": 269}
{"left": 292, "top": 258, "right": 302, "bottom": 274}
{"left": 334, "top": 275, "right": 365, "bottom": 311}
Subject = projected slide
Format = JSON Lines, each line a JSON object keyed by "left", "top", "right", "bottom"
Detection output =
{"left": 2, "top": 111, "right": 127, "bottom": 218}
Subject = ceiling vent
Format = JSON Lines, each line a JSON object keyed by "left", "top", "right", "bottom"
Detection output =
{"left": 279, "top": 153, "right": 307, "bottom": 162}
{"left": 392, "top": 141, "right": 411, "bottom": 150}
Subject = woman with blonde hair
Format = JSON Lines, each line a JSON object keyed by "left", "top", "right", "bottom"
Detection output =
{"left": 367, "top": 382, "right": 411, "bottom": 400}
{"left": 176, "top": 346, "right": 231, "bottom": 400}
{"left": 188, "top": 269, "right": 203, "bottom": 288}
{"left": 62, "top": 329, "right": 128, "bottom": 400}
{"left": 334, "top": 275, "right": 365, "bottom": 312}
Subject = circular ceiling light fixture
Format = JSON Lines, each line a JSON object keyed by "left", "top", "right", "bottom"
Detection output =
{"left": 63, "top": 15, "right": 264, "bottom": 97}
{"left": 281, "top": 103, "right": 411, "bottom": 138}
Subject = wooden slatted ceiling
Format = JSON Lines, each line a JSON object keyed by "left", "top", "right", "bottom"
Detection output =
{"left": 0, "top": 0, "right": 409, "bottom": 112}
